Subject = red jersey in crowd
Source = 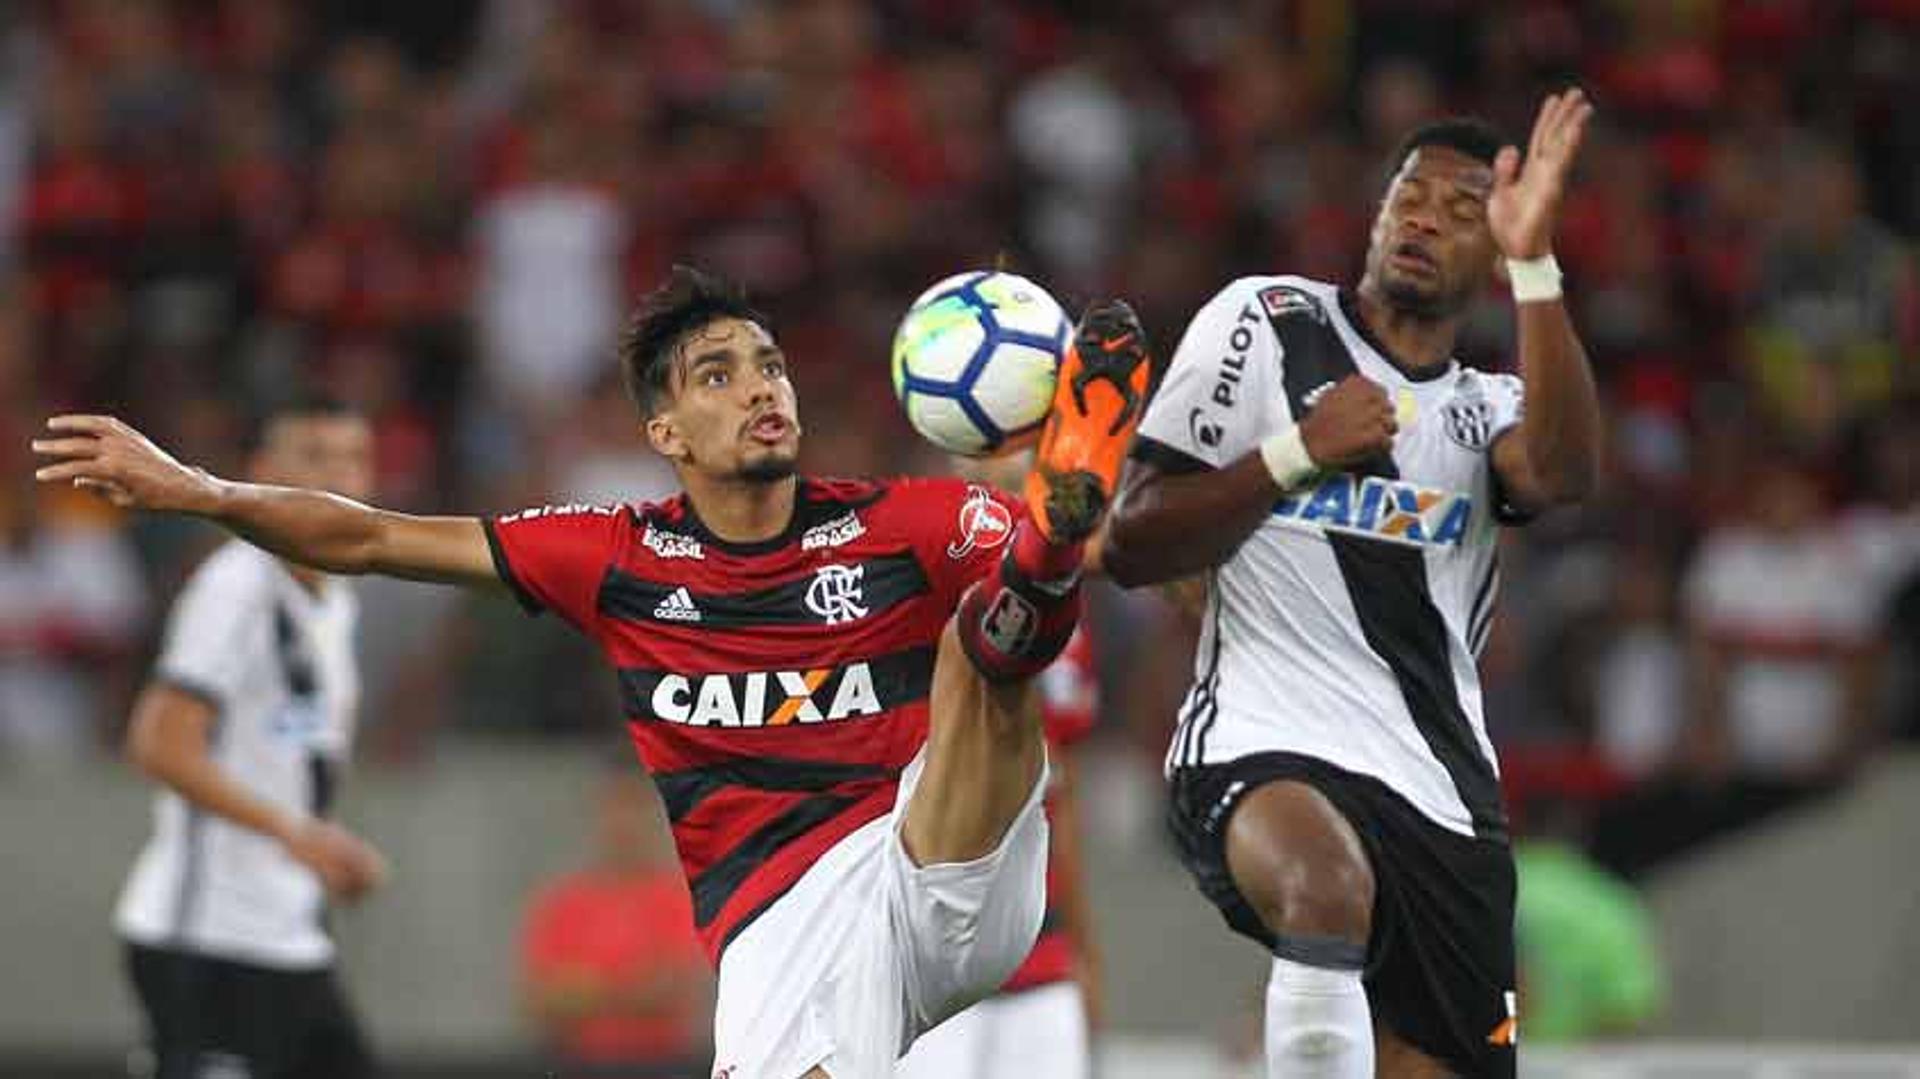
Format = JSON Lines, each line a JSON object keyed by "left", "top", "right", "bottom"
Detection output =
{"left": 519, "top": 869, "right": 708, "bottom": 1062}
{"left": 484, "top": 476, "right": 1021, "bottom": 961}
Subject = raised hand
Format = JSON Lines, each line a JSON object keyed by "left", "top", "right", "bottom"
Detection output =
{"left": 1488, "top": 88, "right": 1594, "bottom": 260}
{"left": 1299, "top": 375, "right": 1397, "bottom": 471}
{"left": 31, "top": 415, "right": 220, "bottom": 513}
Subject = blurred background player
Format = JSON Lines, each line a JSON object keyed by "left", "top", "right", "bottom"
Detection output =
{"left": 898, "top": 453, "right": 1105, "bottom": 1079}
{"left": 520, "top": 762, "right": 713, "bottom": 1079}
{"left": 1106, "top": 91, "right": 1601, "bottom": 1078}
{"left": 113, "top": 394, "right": 389, "bottom": 1079}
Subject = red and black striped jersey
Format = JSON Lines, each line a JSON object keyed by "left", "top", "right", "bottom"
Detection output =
{"left": 483, "top": 475, "right": 1022, "bottom": 961}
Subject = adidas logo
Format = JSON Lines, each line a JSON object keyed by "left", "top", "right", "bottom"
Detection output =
{"left": 653, "top": 587, "right": 701, "bottom": 623}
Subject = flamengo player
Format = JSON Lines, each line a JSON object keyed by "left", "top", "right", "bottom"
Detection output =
{"left": 34, "top": 267, "right": 1153, "bottom": 1079}
{"left": 1105, "top": 93, "right": 1600, "bottom": 1077}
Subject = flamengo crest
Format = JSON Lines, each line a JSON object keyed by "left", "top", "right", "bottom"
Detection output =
{"left": 805, "top": 563, "right": 869, "bottom": 625}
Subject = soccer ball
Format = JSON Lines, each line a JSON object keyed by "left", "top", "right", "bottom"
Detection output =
{"left": 891, "top": 271, "right": 1071, "bottom": 457}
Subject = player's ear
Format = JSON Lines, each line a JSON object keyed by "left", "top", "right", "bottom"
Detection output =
{"left": 645, "top": 413, "right": 688, "bottom": 461}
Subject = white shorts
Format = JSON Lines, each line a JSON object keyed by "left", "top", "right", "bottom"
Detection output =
{"left": 894, "top": 981, "right": 1091, "bottom": 1079}
{"left": 711, "top": 750, "right": 1051, "bottom": 1079}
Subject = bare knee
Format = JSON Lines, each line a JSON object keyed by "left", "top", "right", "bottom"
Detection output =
{"left": 1226, "top": 782, "right": 1375, "bottom": 945}
{"left": 1259, "top": 848, "right": 1373, "bottom": 941}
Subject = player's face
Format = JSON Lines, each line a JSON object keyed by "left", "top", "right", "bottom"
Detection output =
{"left": 250, "top": 415, "right": 375, "bottom": 502}
{"left": 1364, "top": 147, "right": 1499, "bottom": 318}
{"left": 647, "top": 316, "right": 802, "bottom": 483}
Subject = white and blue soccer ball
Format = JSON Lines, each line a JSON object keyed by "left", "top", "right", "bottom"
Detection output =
{"left": 891, "top": 270, "right": 1071, "bottom": 457}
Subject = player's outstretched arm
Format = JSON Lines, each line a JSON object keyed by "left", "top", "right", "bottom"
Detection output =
{"left": 33, "top": 414, "right": 499, "bottom": 588}
{"left": 1488, "top": 88, "right": 1602, "bottom": 512}
{"left": 1103, "top": 375, "right": 1397, "bottom": 587}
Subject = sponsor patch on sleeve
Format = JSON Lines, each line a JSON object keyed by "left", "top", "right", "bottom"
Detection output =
{"left": 1259, "top": 285, "right": 1322, "bottom": 322}
{"left": 946, "top": 484, "right": 1014, "bottom": 560}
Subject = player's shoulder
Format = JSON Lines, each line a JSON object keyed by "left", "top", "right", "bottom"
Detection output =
{"left": 178, "top": 540, "right": 277, "bottom": 605}
{"left": 802, "top": 475, "right": 891, "bottom": 509}
{"left": 850, "top": 474, "right": 1017, "bottom": 554}
{"left": 496, "top": 500, "right": 636, "bottom": 528}
{"left": 810, "top": 473, "right": 963, "bottom": 533}
{"left": 867, "top": 473, "right": 970, "bottom": 505}
{"left": 1454, "top": 363, "right": 1523, "bottom": 397}
{"left": 1206, "top": 274, "right": 1340, "bottom": 319}
{"left": 164, "top": 541, "right": 277, "bottom": 642}
{"left": 868, "top": 474, "right": 1012, "bottom": 520}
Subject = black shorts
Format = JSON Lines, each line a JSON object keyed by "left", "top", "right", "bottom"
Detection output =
{"left": 125, "top": 943, "right": 377, "bottom": 1079}
{"left": 1169, "top": 752, "right": 1517, "bottom": 1078}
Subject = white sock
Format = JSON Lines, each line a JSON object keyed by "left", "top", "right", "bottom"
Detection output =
{"left": 1265, "top": 956, "right": 1373, "bottom": 1079}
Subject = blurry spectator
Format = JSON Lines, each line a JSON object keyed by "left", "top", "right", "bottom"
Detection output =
{"left": 1591, "top": 449, "right": 1884, "bottom": 878}
{"left": 1748, "top": 137, "right": 1919, "bottom": 444}
{"left": 20, "top": 57, "right": 143, "bottom": 336}
{"left": 1589, "top": 541, "right": 1687, "bottom": 780}
{"left": 86, "top": 0, "right": 203, "bottom": 158}
{"left": 1683, "top": 451, "right": 1881, "bottom": 785}
{"left": 0, "top": 15, "right": 37, "bottom": 271}
{"left": 1008, "top": 28, "right": 1152, "bottom": 289}
{"left": 473, "top": 109, "right": 628, "bottom": 419}
{"left": 521, "top": 767, "right": 712, "bottom": 1077}
{"left": 547, "top": 372, "right": 679, "bottom": 508}
{"left": 1843, "top": 403, "right": 1920, "bottom": 740}
{"left": 266, "top": 113, "right": 462, "bottom": 344}
{"left": 0, "top": 478, "right": 147, "bottom": 763}
{"left": 1357, "top": 58, "right": 1441, "bottom": 160}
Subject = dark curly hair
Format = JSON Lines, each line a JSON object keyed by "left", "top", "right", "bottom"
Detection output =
{"left": 617, "top": 265, "right": 770, "bottom": 418}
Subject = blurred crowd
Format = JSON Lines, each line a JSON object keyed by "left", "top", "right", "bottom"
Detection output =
{"left": 4, "top": 0, "right": 1919, "bottom": 885}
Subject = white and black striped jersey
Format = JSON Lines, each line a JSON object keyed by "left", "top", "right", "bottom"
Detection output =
{"left": 1136, "top": 275, "right": 1526, "bottom": 841}
{"left": 116, "top": 541, "right": 360, "bottom": 968}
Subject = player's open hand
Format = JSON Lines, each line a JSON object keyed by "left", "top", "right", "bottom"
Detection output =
{"left": 31, "top": 415, "right": 220, "bottom": 514}
{"left": 1488, "top": 88, "right": 1593, "bottom": 261}
{"left": 1299, "top": 375, "right": 1396, "bottom": 471}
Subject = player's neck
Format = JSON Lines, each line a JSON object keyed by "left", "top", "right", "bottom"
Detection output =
{"left": 682, "top": 471, "right": 799, "bottom": 544}
{"left": 1352, "top": 280, "right": 1460, "bottom": 375}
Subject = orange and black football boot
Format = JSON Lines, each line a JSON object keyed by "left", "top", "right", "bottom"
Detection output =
{"left": 1025, "top": 300, "right": 1154, "bottom": 543}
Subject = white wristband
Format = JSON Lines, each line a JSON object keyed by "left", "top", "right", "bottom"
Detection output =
{"left": 1259, "top": 425, "right": 1318, "bottom": 491}
{"left": 1506, "top": 253, "right": 1563, "bottom": 303}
